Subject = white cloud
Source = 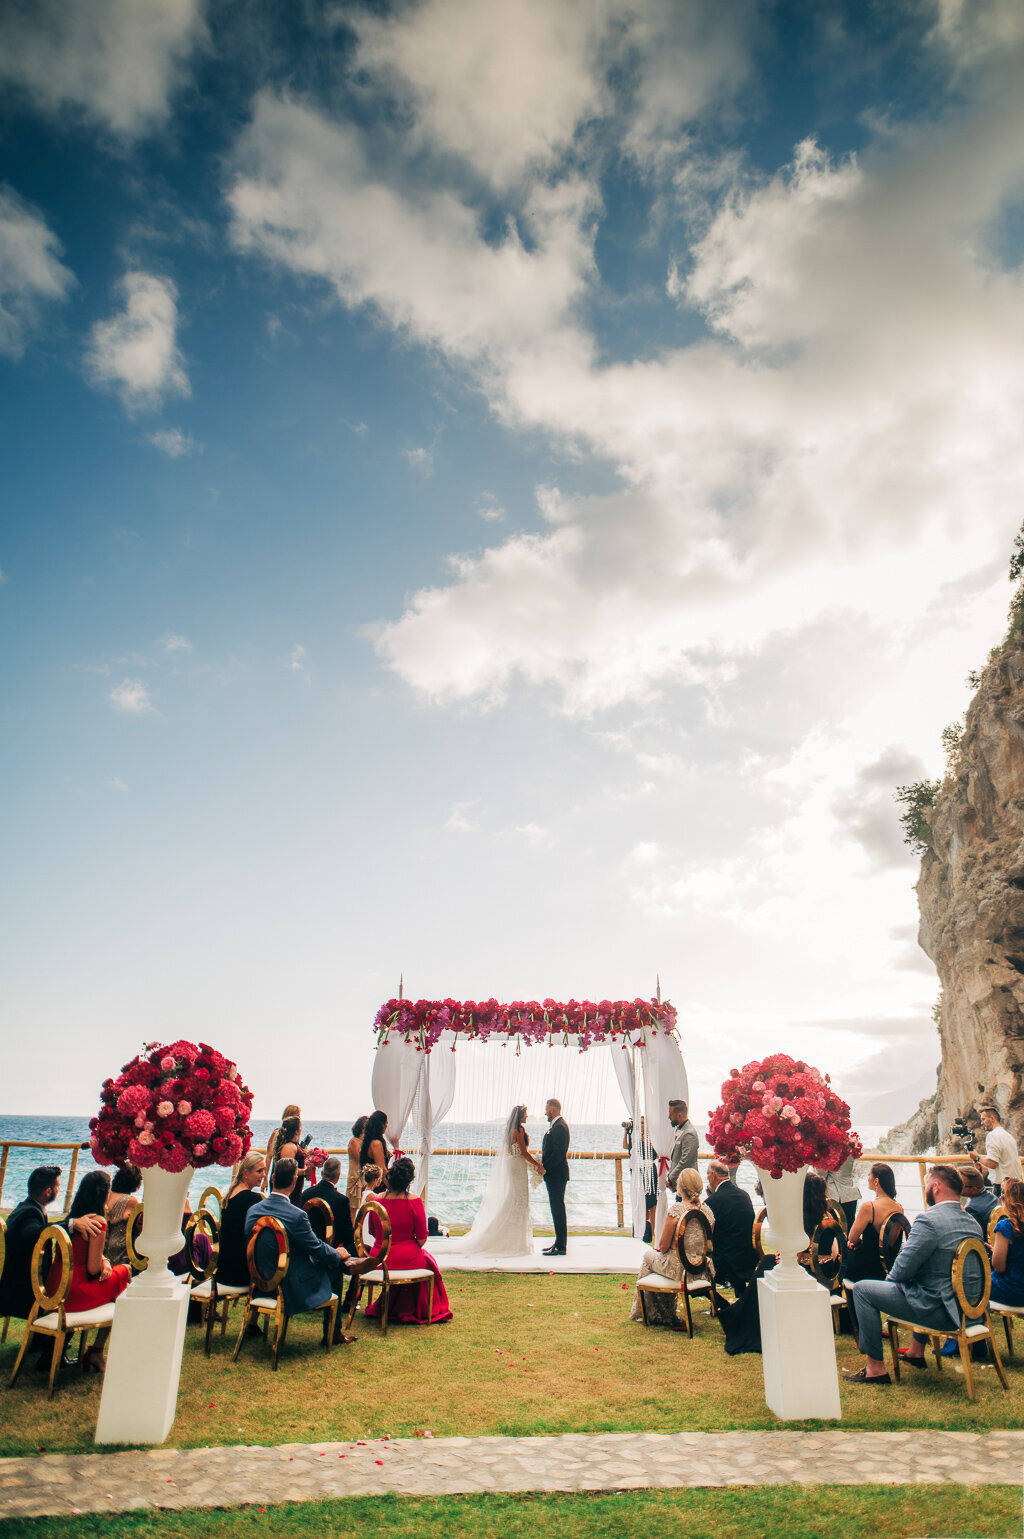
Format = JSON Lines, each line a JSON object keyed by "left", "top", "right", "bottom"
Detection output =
{"left": 109, "top": 678, "right": 153, "bottom": 714}
{"left": 403, "top": 446, "right": 434, "bottom": 475}
{"left": 87, "top": 271, "right": 190, "bottom": 412}
{"left": 0, "top": 0, "right": 205, "bottom": 138}
{"left": 0, "top": 186, "right": 74, "bottom": 358}
{"left": 162, "top": 633, "right": 191, "bottom": 654}
{"left": 287, "top": 644, "right": 307, "bottom": 674}
{"left": 149, "top": 427, "right": 197, "bottom": 457}
{"left": 106, "top": 776, "right": 129, "bottom": 792}
{"left": 444, "top": 801, "right": 478, "bottom": 833}
{"left": 474, "top": 495, "right": 506, "bottom": 522}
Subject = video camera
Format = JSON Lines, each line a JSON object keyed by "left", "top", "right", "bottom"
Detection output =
{"left": 951, "top": 1116, "right": 976, "bottom": 1152}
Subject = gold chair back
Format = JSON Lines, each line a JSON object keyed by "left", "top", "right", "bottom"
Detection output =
{"left": 825, "top": 1199, "right": 848, "bottom": 1236}
{"left": 951, "top": 1235, "right": 992, "bottom": 1322}
{"left": 880, "top": 1212, "right": 911, "bottom": 1274}
{"left": 302, "top": 1196, "right": 334, "bottom": 1245}
{"left": 752, "top": 1206, "right": 767, "bottom": 1262}
{"left": 353, "top": 1195, "right": 391, "bottom": 1267}
{"left": 126, "top": 1203, "right": 147, "bottom": 1272}
{"left": 988, "top": 1205, "right": 1008, "bottom": 1246}
{"left": 198, "top": 1185, "right": 224, "bottom": 1221}
{"left": 185, "top": 1209, "right": 220, "bottom": 1283}
{"left": 677, "top": 1209, "right": 713, "bottom": 1274}
{"left": 30, "top": 1225, "right": 73, "bottom": 1315}
{"left": 247, "top": 1215, "right": 290, "bottom": 1294}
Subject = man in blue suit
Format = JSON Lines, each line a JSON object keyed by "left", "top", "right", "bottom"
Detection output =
{"left": 244, "top": 1157, "right": 367, "bottom": 1344}
{"left": 845, "top": 1163, "right": 982, "bottom": 1384}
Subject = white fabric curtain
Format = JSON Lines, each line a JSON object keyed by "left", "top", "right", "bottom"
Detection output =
{"left": 370, "top": 1034, "right": 424, "bottom": 1156}
{"left": 610, "top": 1039, "right": 646, "bottom": 1238}
{"left": 640, "top": 1029, "right": 690, "bottom": 1233}
{"left": 414, "top": 1031, "right": 457, "bottom": 1198}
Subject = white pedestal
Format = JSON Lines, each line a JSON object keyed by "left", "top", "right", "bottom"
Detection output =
{"left": 757, "top": 1271, "right": 842, "bottom": 1421}
{"left": 95, "top": 1279, "right": 190, "bottom": 1445}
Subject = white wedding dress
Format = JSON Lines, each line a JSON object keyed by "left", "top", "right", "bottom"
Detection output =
{"left": 459, "top": 1109, "right": 534, "bottom": 1257}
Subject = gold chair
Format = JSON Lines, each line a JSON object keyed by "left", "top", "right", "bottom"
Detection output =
{"left": 635, "top": 1210, "right": 716, "bottom": 1336}
{"left": 885, "top": 1235, "right": 1009, "bottom": 1402}
{"left": 125, "top": 1203, "right": 147, "bottom": 1273}
{"left": 302, "top": 1197, "right": 334, "bottom": 1245}
{"left": 198, "top": 1185, "right": 224, "bottom": 1223}
{"left": 7, "top": 1226, "right": 115, "bottom": 1399}
{"left": 345, "top": 1195, "right": 435, "bottom": 1335}
{"left": 988, "top": 1205, "right": 1008, "bottom": 1245}
{"left": 1, "top": 1216, "right": 8, "bottom": 1344}
{"left": 232, "top": 1215, "right": 339, "bottom": 1370}
{"left": 810, "top": 1227, "right": 847, "bottom": 1335}
{"left": 752, "top": 1206, "right": 767, "bottom": 1264}
{"left": 184, "top": 1210, "right": 249, "bottom": 1355}
{"left": 825, "top": 1199, "right": 849, "bottom": 1237}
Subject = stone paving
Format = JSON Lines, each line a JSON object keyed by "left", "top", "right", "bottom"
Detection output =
{"left": 1, "top": 1429, "right": 1024, "bottom": 1518}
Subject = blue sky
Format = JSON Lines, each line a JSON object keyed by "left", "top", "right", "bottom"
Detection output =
{"left": 3, "top": 0, "right": 1023, "bottom": 1130}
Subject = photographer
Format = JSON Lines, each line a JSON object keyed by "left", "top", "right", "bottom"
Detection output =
{"left": 973, "top": 1106, "right": 1022, "bottom": 1189}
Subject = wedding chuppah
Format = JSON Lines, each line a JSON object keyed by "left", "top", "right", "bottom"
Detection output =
{"left": 368, "top": 993, "right": 689, "bottom": 1263}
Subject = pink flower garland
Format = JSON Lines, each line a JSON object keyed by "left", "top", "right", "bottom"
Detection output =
{"left": 707, "top": 1052, "right": 861, "bottom": 1178}
{"left": 90, "top": 1039, "right": 254, "bottom": 1173}
{"left": 374, "top": 996, "right": 678, "bottom": 1053}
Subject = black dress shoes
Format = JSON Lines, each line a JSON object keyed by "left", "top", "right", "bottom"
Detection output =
{"left": 542, "top": 1245, "right": 565, "bottom": 1256}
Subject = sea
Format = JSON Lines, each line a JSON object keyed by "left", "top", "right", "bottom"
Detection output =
{"left": 0, "top": 1115, "right": 917, "bottom": 1225}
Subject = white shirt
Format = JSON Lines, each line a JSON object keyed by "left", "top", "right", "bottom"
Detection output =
{"left": 985, "top": 1125, "right": 1022, "bottom": 1183}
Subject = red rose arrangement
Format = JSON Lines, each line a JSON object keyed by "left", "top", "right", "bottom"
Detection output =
{"left": 90, "top": 1040, "right": 253, "bottom": 1173}
{"left": 304, "top": 1147, "right": 330, "bottom": 1175}
{"left": 374, "top": 996, "right": 677, "bottom": 1053}
{"left": 708, "top": 1053, "right": 861, "bottom": 1178}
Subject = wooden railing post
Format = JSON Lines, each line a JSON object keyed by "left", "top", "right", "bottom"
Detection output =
{"left": 65, "top": 1145, "right": 80, "bottom": 1214}
{"left": 615, "top": 1153, "right": 624, "bottom": 1229}
{"left": 0, "top": 1143, "right": 9, "bottom": 1208}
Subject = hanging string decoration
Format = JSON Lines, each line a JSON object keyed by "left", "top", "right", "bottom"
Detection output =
{"left": 374, "top": 997, "right": 677, "bottom": 1053}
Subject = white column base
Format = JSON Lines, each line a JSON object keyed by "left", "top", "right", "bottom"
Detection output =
{"left": 94, "top": 1279, "right": 190, "bottom": 1445}
{"left": 757, "top": 1271, "right": 842, "bottom": 1421}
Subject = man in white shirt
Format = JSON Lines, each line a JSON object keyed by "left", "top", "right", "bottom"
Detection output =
{"left": 974, "top": 1106, "right": 1022, "bottom": 1188}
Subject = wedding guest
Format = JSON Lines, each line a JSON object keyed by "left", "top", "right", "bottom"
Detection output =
{"left": 704, "top": 1160, "right": 756, "bottom": 1289}
{"left": 0, "top": 1166, "right": 104, "bottom": 1369}
{"left": 104, "top": 1164, "right": 142, "bottom": 1267}
{"left": 365, "top": 1157, "right": 452, "bottom": 1325}
{"left": 347, "top": 1116, "right": 369, "bottom": 1218}
{"left": 990, "top": 1177, "right": 1024, "bottom": 1307}
{"left": 47, "top": 1170, "right": 131, "bottom": 1371}
{"left": 262, "top": 1103, "right": 302, "bottom": 1190}
{"left": 960, "top": 1165, "right": 997, "bottom": 1232}
{"left": 629, "top": 1168, "right": 713, "bottom": 1325}
{"left": 306, "top": 1155, "right": 356, "bottom": 1254}
{"left": 841, "top": 1163, "right": 904, "bottom": 1285}
{"left": 719, "top": 1172, "right": 830, "bottom": 1355}
{"left": 824, "top": 1155, "right": 862, "bottom": 1232}
{"left": 666, "top": 1100, "right": 699, "bottom": 1186}
{"left": 272, "top": 1114, "right": 310, "bottom": 1207}
{"left": 360, "top": 1111, "right": 391, "bottom": 1176}
{"left": 216, "top": 1152, "right": 266, "bottom": 1286}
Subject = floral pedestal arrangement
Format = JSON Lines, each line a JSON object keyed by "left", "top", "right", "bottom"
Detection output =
{"left": 710, "top": 1054, "right": 860, "bottom": 1422}
{"left": 92, "top": 1040, "right": 252, "bottom": 1445}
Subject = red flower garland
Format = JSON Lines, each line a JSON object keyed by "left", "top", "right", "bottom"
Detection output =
{"left": 90, "top": 1040, "right": 254, "bottom": 1172}
{"left": 374, "top": 996, "right": 677, "bottom": 1052}
{"left": 707, "top": 1053, "right": 861, "bottom": 1178}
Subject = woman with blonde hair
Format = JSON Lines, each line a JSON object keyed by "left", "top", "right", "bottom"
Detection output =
{"left": 628, "top": 1167, "right": 714, "bottom": 1324}
{"left": 216, "top": 1151, "right": 267, "bottom": 1286}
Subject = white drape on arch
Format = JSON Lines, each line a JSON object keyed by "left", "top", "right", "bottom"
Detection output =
{"left": 610, "top": 1030, "right": 689, "bottom": 1238}
{"left": 414, "top": 1032, "right": 457, "bottom": 1198}
{"left": 370, "top": 1032, "right": 458, "bottom": 1198}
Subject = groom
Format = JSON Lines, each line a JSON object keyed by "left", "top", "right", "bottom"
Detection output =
{"left": 541, "top": 1099, "right": 570, "bottom": 1257}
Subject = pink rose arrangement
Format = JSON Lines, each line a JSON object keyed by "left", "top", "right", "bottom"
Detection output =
{"left": 303, "top": 1147, "right": 330, "bottom": 1175}
{"left": 707, "top": 1053, "right": 861, "bottom": 1179}
{"left": 90, "top": 1040, "right": 253, "bottom": 1172}
{"left": 374, "top": 997, "right": 677, "bottom": 1053}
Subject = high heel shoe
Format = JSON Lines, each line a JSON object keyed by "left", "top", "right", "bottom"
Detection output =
{"left": 81, "top": 1346, "right": 106, "bottom": 1373}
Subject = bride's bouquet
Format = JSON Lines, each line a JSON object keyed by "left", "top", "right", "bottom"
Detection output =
{"left": 529, "top": 1165, "right": 544, "bottom": 1192}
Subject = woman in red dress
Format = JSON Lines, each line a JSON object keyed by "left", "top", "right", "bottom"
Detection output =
{"left": 366, "top": 1157, "right": 452, "bottom": 1324}
{"left": 49, "top": 1170, "right": 131, "bottom": 1370}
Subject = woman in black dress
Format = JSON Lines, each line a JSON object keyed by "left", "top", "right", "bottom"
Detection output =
{"left": 841, "top": 1163, "right": 903, "bottom": 1284}
{"left": 215, "top": 1152, "right": 267, "bottom": 1285}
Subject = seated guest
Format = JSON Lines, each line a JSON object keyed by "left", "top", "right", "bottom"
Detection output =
{"left": 104, "top": 1164, "right": 142, "bottom": 1267}
{"left": 306, "top": 1156, "right": 356, "bottom": 1254}
{"left": 46, "top": 1170, "right": 131, "bottom": 1370}
{"left": 365, "top": 1157, "right": 452, "bottom": 1325}
{"left": 704, "top": 1159, "right": 756, "bottom": 1288}
{"left": 0, "top": 1165, "right": 105, "bottom": 1368}
{"left": 719, "top": 1172, "right": 829, "bottom": 1355}
{"left": 824, "top": 1155, "right": 861, "bottom": 1233}
{"left": 990, "top": 1177, "right": 1024, "bottom": 1307}
{"left": 347, "top": 1116, "right": 369, "bottom": 1219}
{"left": 167, "top": 1199, "right": 212, "bottom": 1279}
{"left": 844, "top": 1162, "right": 981, "bottom": 1384}
{"left": 629, "top": 1168, "right": 713, "bottom": 1325}
{"left": 216, "top": 1153, "right": 266, "bottom": 1286}
{"left": 361, "top": 1163, "right": 386, "bottom": 1195}
{"left": 244, "top": 1157, "right": 368, "bottom": 1344}
{"left": 842, "top": 1163, "right": 904, "bottom": 1284}
{"left": 960, "top": 1165, "right": 997, "bottom": 1233}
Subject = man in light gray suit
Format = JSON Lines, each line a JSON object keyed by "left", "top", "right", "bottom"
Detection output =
{"left": 845, "top": 1163, "right": 981, "bottom": 1385}
{"left": 666, "top": 1100, "right": 698, "bottom": 1188}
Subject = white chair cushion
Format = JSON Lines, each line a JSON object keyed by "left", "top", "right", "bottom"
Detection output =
{"left": 965, "top": 1322, "right": 991, "bottom": 1339}
{"left": 191, "top": 1281, "right": 248, "bottom": 1302}
{"left": 250, "top": 1295, "right": 279, "bottom": 1310}
{"left": 991, "top": 1301, "right": 1024, "bottom": 1316}
{"left": 386, "top": 1269, "right": 433, "bottom": 1282}
{"left": 636, "top": 1277, "right": 680, "bottom": 1292}
{"left": 34, "top": 1304, "right": 115, "bottom": 1330}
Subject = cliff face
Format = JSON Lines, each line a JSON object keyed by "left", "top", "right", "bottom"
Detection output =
{"left": 912, "top": 643, "right": 1024, "bottom": 1151}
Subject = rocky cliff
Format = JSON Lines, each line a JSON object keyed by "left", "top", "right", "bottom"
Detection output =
{"left": 895, "top": 643, "right": 1024, "bottom": 1153}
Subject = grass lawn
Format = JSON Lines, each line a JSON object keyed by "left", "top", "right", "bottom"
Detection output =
{"left": 2, "top": 1273, "right": 1023, "bottom": 1456}
{"left": 0, "top": 1488, "right": 1021, "bottom": 1539}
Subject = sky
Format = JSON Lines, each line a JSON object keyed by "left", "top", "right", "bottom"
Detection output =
{"left": 3, "top": 0, "right": 1024, "bottom": 1134}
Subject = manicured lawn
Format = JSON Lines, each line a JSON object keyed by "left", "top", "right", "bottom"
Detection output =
{"left": 2, "top": 1273, "right": 1023, "bottom": 1457}
{"left": 0, "top": 1488, "right": 1021, "bottom": 1539}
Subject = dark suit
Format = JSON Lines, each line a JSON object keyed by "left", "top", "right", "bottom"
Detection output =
{"left": 244, "top": 1192, "right": 344, "bottom": 1319}
{"left": 305, "top": 1178, "right": 355, "bottom": 1254}
{"left": 0, "top": 1198, "right": 70, "bottom": 1320}
{"left": 542, "top": 1117, "right": 570, "bottom": 1252}
{"left": 705, "top": 1179, "right": 756, "bottom": 1288}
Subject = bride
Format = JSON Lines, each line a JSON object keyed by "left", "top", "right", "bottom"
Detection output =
{"left": 459, "top": 1105, "right": 544, "bottom": 1257}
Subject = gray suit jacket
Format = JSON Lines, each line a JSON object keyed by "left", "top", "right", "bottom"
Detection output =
{"left": 667, "top": 1121, "right": 699, "bottom": 1186}
{"left": 888, "top": 1199, "right": 984, "bottom": 1328}
{"left": 244, "top": 1192, "right": 343, "bottom": 1317}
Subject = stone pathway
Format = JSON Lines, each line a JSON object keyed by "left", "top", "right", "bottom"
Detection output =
{"left": 1, "top": 1429, "right": 1023, "bottom": 1518}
